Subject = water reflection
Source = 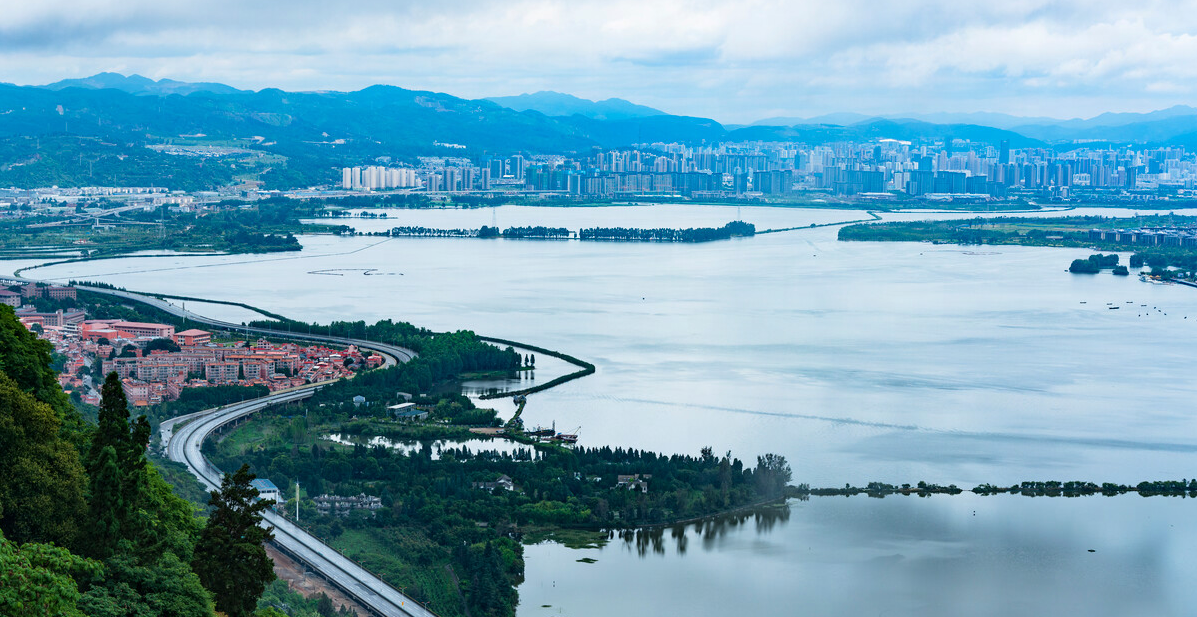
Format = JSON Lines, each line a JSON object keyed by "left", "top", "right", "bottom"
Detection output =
{"left": 322, "top": 433, "right": 537, "bottom": 460}
{"left": 602, "top": 503, "right": 793, "bottom": 557}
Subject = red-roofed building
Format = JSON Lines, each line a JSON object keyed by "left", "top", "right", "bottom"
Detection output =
{"left": 47, "top": 286, "right": 76, "bottom": 300}
{"left": 175, "top": 329, "right": 211, "bottom": 346}
{"left": 110, "top": 321, "right": 175, "bottom": 339}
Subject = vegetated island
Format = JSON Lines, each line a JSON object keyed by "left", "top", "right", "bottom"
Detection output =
{"left": 1067, "top": 253, "right": 1128, "bottom": 275}
{"left": 791, "top": 479, "right": 1197, "bottom": 498}
{"left": 838, "top": 215, "right": 1197, "bottom": 281}
{"left": 382, "top": 221, "right": 755, "bottom": 242}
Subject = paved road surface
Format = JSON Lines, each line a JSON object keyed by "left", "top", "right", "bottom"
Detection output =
{"left": 77, "top": 285, "right": 436, "bottom": 617}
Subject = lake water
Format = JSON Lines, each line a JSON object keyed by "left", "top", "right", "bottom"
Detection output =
{"left": 12, "top": 203, "right": 1197, "bottom": 616}
{"left": 323, "top": 434, "right": 537, "bottom": 460}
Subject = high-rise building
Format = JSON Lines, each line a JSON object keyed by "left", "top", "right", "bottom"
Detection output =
{"left": 509, "top": 155, "right": 526, "bottom": 180}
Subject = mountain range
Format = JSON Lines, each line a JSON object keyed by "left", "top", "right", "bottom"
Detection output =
{"left": 484, "top": 91, "right": 665, "bottom": 120}
{"left": 40, "top": 72, "right": 246, "bottom": 97}
{"left": 1, "top": 73, "right": 1196, "bottom": 191}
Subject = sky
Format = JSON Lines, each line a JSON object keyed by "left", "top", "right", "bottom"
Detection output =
{"left": 2, "top": 0, "right": 1197, "bottom": 124}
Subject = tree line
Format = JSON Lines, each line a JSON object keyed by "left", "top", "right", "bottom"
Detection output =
{"left": 210, "top": 409, "right": 795, "bottom": 617}
{"left": 1069, "top": 253, "right": 1119, "bottom": 274}
{"left": 578, "top": 221, "right": 755, "bottom": 242}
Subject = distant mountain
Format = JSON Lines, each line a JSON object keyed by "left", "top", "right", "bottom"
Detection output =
{"left": 40, "top": 72, "right": 246, "bottom": 96}
{"left": 0, "top": 80, "right": 598, "bottom": 190}
{"left": 1014, "top": 114, "right": 1197, "bottom": 144}
{"left": 562, "top": 114, "right": 726, "bottom": 147}
{"left": 486, "top": 91, "right": 665, "bottom": 120}
{"left": 1057, "top": 105, "right": 1197, "bottom": 129}
{"left": 750, "top": 105, "right": 1197, "bottom": 137}
{"left": 731, "top": 118, "right": 1044, "bottom": 148}
{"left": 13, "top": 72, "right": 1197, "bottom": 192}
{"left": 751, "top": 113, "right": 874, "bottom": 127}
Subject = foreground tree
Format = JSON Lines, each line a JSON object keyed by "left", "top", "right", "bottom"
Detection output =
{"left": 0, "top": 372, "right": 87, "bottom": 547}
{"left": 192, "top": 464, "right": 276, "bottom": 617}
{"left": 83, "top": 372, "right": 151, "bottom": 558}
{"left": 0, "top": 529, "right": 100, "bottom": 617}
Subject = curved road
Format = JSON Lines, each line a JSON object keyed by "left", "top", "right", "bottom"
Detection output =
{"left": 77, "top": 285, "right": 415, "bottom": 368}
{"left": 165, "top": 390, "right": 435, "bottom": 617}
{"left": 76, "top": 285, "right": 435, "bottom": 617}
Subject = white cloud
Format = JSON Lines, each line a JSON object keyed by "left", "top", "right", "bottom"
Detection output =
{"left": 1, "top": 0, "right": 1197, "bottom": 122}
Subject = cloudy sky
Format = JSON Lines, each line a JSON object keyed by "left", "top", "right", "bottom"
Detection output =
{"left": 2, "top": 0, "right": 1196, "bottom": 123}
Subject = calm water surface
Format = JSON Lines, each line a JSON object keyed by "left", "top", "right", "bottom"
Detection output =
{"left": 13, "top": 203, "right": 1197, "bottom": 616}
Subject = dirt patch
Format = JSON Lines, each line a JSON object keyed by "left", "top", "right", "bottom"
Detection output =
{"left": 266, "top": 543, "right": 369, "bottom": 616}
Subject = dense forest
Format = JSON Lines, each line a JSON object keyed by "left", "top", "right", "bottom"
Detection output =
{"left": 209, "top": 407, "right": 794, "bottom": 617}
{"left": 0, "top": 304, "right": 279, "bottom": 616}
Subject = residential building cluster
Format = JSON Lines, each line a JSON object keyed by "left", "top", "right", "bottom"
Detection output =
{"left": 313, "top": 493, "right": 383, "bottom": 517}
{"left": 1088, "top": 226, "right": 1197, "bottom": 247}
{"left": 97, "top": 337, "right": 380, "bottom": 405}
{"left": 341, "top": 166, "right": 420, "bottom": 190}
{"left": 8, "top": 282, "right": 380, "bottom": 406}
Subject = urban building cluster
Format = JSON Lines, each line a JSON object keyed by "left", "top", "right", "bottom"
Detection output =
{"left": 333, "top": 141, "right": 1197, "bottom": 204}
{"left": 1088, "top": 226, "right": 1197, "bottom": 247}
{"left": 10, "top": 140, "right": 1197, "bottom": 208}
{"left": 341, "top": 166, "right": 420, "bottom": 190}
{"left": 6, "top": 282, "right": 380, "bottom": 406}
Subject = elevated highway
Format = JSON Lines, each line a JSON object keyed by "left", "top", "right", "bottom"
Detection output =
{"left": 164, "top": 389, "right": 435, "bottom": 617}
{"left": 75, "top": 285, "right": 434, "bottom": 616}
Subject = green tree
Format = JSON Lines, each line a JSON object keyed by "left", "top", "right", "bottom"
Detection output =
{"left": 84, "top": 372, "right": 152, "bottom": 557}
{"left": 0, "top": 529, "right": 100, "bottom": 617}
{"left": 144, "top": 338, "right": 181, "bottom": 353}
{"left": 0, "top": 372, "right": 87, "bottom": 547}
{"left": 86, "top": 446, "right": 124, "bottom": 558}
{"left": 0, "top": 305, "right": 79, "bottom": 430}
{"left": 192, "top": 464, "right": 276, "bottom": 617}
{"left": 754, "top": 454, "right": 792, "bottom": 498}
{"left": 78, "top": 548, "right": 214, "bottom": 617}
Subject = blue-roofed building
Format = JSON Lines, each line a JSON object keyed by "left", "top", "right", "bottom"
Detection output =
{"left": 250, "top": 479, "right": 281, "bottom": 506}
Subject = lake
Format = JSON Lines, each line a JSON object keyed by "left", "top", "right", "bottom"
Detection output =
{"left": 13, "top": 202, "right": 1197, "bottom": 616}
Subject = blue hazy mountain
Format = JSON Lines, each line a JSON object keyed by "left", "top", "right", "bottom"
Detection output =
{"left": 730, "top": 118, "right": 1044, "bottom": 148}
{"left": 751, "top": 106, "right": 1197, "bottom": 136}
{"left": 7, "top": 72, "right": 1197, "bottom": 191}
{"left": 486, "top": 91, "right": 666, "bottom": 120}
{"left": 40, "top": 72, "right": 246, "bottom": 96}
{"left": 751, "top": 113, "right": 874, "bottom": 127}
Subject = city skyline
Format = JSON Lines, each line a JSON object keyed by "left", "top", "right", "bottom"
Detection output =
{"left": 4, "top": 1, "right": 1197, "bottom": 124}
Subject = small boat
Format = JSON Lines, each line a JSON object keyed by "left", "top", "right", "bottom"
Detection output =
{"left": 527, "top": 421, "right": 555, "bottom": 438}
{"left": 554, "top": 433, "right": 579, "bottom": 444}
{"left": 1109, "top": 306, "right": 1120, "bottom": 310}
